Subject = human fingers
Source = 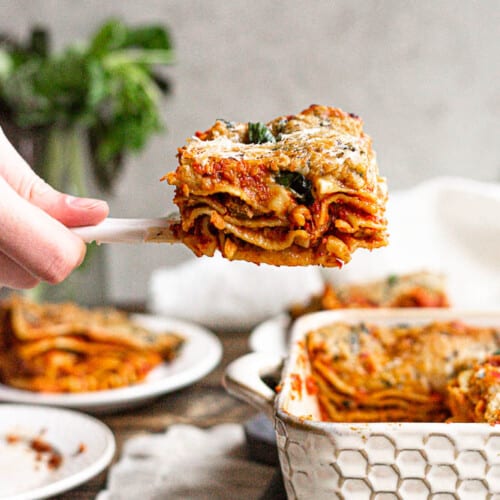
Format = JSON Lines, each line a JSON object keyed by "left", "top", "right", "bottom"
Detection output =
{"left": 0, "top": 176, "right": 86, "bottom": 284}
{"left": 0, "top": 251, "right": 40, "bottom": 289}
{"left": 0, "top": 128, "right": 109, "bottom": 227}
{"left": 27, "top": 181, "right": 110, "bottom": 228}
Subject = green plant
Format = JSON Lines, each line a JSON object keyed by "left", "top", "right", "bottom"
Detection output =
{"left": 0, "top": 18, "right": 174, "bottom": 191}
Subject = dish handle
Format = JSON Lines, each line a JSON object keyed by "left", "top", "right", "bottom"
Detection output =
{"left": 223, "top": 352, "right": 283, "bottom": 420}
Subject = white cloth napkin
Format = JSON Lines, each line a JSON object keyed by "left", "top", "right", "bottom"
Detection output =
{"left": 148, "top": 254, "right": 323, "bottom": 330}
{"left": 322, "top": 176, "right": 500, "bottom": 307}
{"left": 96, "top": 424, "right": 275, "bottom": 500}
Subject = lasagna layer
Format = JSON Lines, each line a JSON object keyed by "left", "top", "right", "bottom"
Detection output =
{"left": 447, "top": 353, "right": 500, "bottom": 424}
{"left": 306, "top": 320, "right": 499, "bottom": 422}
{"left": 165, "top": 105, "right": 388, "bottom": 266}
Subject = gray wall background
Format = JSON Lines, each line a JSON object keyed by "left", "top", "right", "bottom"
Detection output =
{"left": 1, "top": 0, "right": 499, "bottom": 303}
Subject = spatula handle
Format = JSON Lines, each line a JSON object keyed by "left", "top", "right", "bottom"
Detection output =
{"left": 71, "top": 216, "right": 179, "bottom": 244}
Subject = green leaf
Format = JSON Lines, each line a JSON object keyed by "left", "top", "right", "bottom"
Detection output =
{"left": 103, "top": 48, "right": 174, "bottom": 68}
{"left": 1, "top": 59, "right": 52, "bottom": 127}
{"left": 89, "top": 21, "right": 173, "bottom": 56}
{"left": 275, "top": 171, "right": 313, "bottom": 205}
{"left": 387, "top": 274, "right": 398, "bottom": 286}
{"left": 89, "top": 19, "right": 128, "bottom": 57}
{"left": 248, "top": 122, "right": 276, "bottom": 144}
{"left": 0, "top": 49, "right": 13, "bottom": 80}
{"left": 30, "top": 50, "right": 93, "bottom": 124}
{"left": 86, "top": 59, "right": 109, "bottom": 110}
{"left": 124, "top": 25, "right": 172, "bottom": 51}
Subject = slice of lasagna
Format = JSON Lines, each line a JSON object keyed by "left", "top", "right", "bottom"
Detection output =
{"left": 0, "top": 296, "right": 184, "bottom": 393}
{"left": 164, "top": 105, "right": 388, "bottom": 266}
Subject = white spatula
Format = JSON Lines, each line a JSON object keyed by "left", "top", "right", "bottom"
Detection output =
{"left": 71, "top": 215, "right": 180, "bottom": 244}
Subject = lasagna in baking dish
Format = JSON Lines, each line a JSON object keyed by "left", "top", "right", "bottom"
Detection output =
{"left": 165, "top": 105, "right": 388, "bottom": 266}
{"left": 306, "top": 320, "right": 499, "bottom": 422}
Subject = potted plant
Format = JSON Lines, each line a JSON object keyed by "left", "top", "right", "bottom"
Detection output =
{"left": 0, "top": 19, "right": 174, "bottom": 304}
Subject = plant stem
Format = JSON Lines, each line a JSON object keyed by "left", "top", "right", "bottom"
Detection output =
{"left": 42, "top": 125, "right": 86, "bottom": 197}
{"left": 67, "top": 126, "right": 86, "bottom": 197}
{"left": 42, "top": 126, "right": 65, "bottom": 189}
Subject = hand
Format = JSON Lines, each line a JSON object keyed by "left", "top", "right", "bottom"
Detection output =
{"left": 0, "top": 128, "right": 109, "bottom": 289}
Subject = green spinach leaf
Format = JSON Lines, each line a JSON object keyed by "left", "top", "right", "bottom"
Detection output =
{"left": 275, "top": 171, "right": 313, "bottom": 205}
{"left": 248, "top": 122, "right": 275, "bottom": 144}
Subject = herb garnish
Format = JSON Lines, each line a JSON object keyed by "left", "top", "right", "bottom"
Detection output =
{"left": 387, "top": 275, "right": 398, "bottom": 286}
{"left": 275, "top": 171, "right": 313, "bottom": 205}
{"left": 248, "top": 122, "right": 276, "bottom": 144}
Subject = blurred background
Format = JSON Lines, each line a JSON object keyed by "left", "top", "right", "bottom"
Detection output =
{"left": 0, "top": 0, "right": 499, "bottom": 305}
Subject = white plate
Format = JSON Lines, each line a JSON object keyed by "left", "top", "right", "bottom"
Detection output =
{"left": 248, "top": 313, "right": 290, "bottom": 357}
{"left": 0, "top": 314, "right": 223, "bottom": 414}
{"left": 0, "top": 404, "right": 115, "bottom": 500}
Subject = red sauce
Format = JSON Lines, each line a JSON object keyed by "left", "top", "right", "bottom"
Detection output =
{"left": 359, "top": 352, "right": 376, "bottom": 374}
{"left": 6, "top": 434, "right": 20, "bottom": 444}
{"left": 305, "top": 375, "right": 319, "bottom": 395}
{"left": 317, "top": 399, "right": 329, "bottom": 421}
{"left": 476, "top": 399, "right": 486, "bottom": 413}
{"left": 48, "top": 454, "right": 63, "bottom": 470}
{"left": 430, "top": 392, "right": 444, "bottom": 403}
{"left": 29, "top": 436, "right": 63, "bottom": 470}
{"left": 488, "top": 355, "right": 500, "bottom": 367}
{"left": 30, "top": 437, "right": 52, "bottom": 453}
{"left": 74, "top": 443, "right": 87, "bottom": 455}
{"left": 290, "top": 373, "right": 303, "bottom": 398}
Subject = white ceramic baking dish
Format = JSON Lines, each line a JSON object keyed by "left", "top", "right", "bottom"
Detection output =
{"left": 224, "top": 308, "right": 500, "bottom": 500}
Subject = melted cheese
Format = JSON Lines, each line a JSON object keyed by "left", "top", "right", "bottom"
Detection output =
{"left": 184, "top": 126, "right": 370, "bottom": 180}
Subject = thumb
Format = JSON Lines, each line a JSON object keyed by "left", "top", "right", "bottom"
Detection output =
{"left": 0, "top": 128, "right": 109, "bottom": 227}
{"left": 27, "top": 178, "right": 110, "bottom": 227}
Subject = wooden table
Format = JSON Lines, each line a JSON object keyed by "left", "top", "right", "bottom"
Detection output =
{"left": 58, "top": 329, "right": 265, "bottom": 499}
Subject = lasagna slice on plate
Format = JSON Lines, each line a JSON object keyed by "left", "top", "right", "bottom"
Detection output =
{"left": 0, "top": 296, "right": 184, "bottom": 393}
{"left": 165, "top": 104, "right": 388, "bottom": 266}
